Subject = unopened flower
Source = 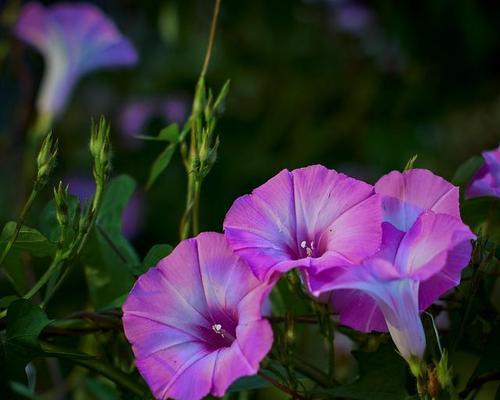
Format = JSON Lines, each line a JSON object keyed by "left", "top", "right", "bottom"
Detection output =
{"left": 14, "top": 2, "right": 138, "bottom": 118}
{"left": 122, "top": 232, "right": 273, "bottom": 400}
{"left": 223, "top": 165, "right": 383, "bottom": 284}
{"left": 466, "top": 146, "right": 500, "bottom": 199}
{"left": 312, "top": 169, "right": 475, "bottom": 363}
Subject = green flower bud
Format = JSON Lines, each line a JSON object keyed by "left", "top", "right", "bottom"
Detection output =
{"left": 53, "top": 181, "right": 69, "bottom": 228}
{"left": 35, "top": 132, "right": 58, "bottom": 189}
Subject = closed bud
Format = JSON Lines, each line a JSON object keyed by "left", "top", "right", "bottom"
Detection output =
{"left": 36, "top": 132, "right": 58, "bottom": 188}
{"left": 54, "top": 181, "right": 69, "bottom": 227}
{"left": 90, "top": 116, "right": 112, "bottom": 183}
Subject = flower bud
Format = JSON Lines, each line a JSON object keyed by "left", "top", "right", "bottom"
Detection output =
{"left": 53, "top": 181, "right": 69, "bottom": 228}
{"left": 36, "top": 132, "right": 58, "bottom": 189}
{"left": 90, "top": 117, "right": 112, "bottom": 184}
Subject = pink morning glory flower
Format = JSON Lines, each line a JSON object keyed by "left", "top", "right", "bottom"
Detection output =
{"left": 466, "top": 146, "right": 500, "bottom": 199}
{"left": 122, "top": 232, "right": 273, "bottom": 400}
{"left": 312, "top": 169, "right": 475, "bottom": 362}
{"left": 14, "top": 2, "right": 138, "bottom": 118}
{"left": 223, "top": 164, "right": 383, "bottom": 283}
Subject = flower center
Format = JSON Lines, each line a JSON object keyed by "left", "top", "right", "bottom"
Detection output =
{"left": 209, "top": 322, "right": 236, "bottom": 347}
{"left": 300, "top": 240, "right": 314, "bottom": 257}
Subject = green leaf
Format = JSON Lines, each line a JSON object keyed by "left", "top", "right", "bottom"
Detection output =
{"left": 146, "top": 143, "right": 177, "bottom": 189}
{"left": 1, "top": 300, "right": 51, "bottom": 383}
{"left": 228, "top": 375, "right": 272, "bottom": 393}
{"left": 83, "top": 175, "right": 139, "bottom": 308}
{"left": 213, "top": 79, "right": 231, "bottom": 114}
{"left": 452, "top": 156, "right": 483, "bottom": 187}
{"left": 141, "top": 244, "right": 172, "bottom": 272}
{"left": 136, "top": 123, "right": 180, "bottom": 143}
{"left": 319, "top": 344, "right": 411, "bottom": 400}
{"left": 0, "top": 295, "right": 19, "bottom": 308}
{"left": 461, "top": 198, "right": 500, "bottom": 241}
{"left": 0, "top": 223, "right": 56, "bottom": 256}
{"left": 0, "top": 223, "right": 56, "bottom": 293}
{"left": 6, "top": 300, "right": 50, "bottom": 344}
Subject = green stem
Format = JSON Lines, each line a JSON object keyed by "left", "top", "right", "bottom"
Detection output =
{"left": 258, "top": 372, "right": 306, "bottom": 400}
{"left": 327, "top": 317, "right": 335, "bottom": 380}
{"left": 74, "top": 357, "right": 146, "bottom": 396}
{"left": 179, "top": 0, "right": 221, "bottom": 239}
{"left": 179, "top": 170, "right": 195, "bottom": 240}
{"left": 192, "top": 179, "right": 201, "bottom": 236}
{"left": 41, "top": 341, "right": 146, "bottom": 397}
{"left": 292, "top": 355, "right": 333, "bottom": 388}
{"left": 200, "top": 0, "right": 222, "bottom": 78}
{"left": 43, "top": 185, "right": 104, "bottom": 307}
{"left": 0, "top": 187, "right": 39, "bottom": 290}
{"left": 23, "top": 253, "right": 65, "bottom": 300}
{"left": 484, "top": 200, "right": 497, "bottom": 238}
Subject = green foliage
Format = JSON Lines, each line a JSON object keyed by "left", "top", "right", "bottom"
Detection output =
{"left": 83, "top": 175, "right": 139, "bottom": 308}
{"left": 1, "top": 299, "right": 51, "bottom": 382}
{"left": 228, "top": 375, "right": 273, "bottom": 392}
{"left": 452, "top": 156, "right": 484, "bottom": 188}
{"left": 0, "top": 223, "right": 55, "bottom": 293}
{"left": 140, "top": 244, "right": 173, "bottom": 272}
{"left": 319, "top": 345, "right": 412, "bottom": 400}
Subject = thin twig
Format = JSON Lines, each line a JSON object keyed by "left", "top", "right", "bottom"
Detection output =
{"left": 459, "top": 371, "right": 500, "bottom": 399}
{"left": 258, "top": 372, "right": 307, "bottom": 400}
{"left": 200, "top": 0, "right": 222, "bottom": 77}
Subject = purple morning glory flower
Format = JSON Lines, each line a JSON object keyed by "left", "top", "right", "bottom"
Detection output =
{"left": 122, "top": 232, "right": 273, "bottom": 400}
{"left": 223, "top": 165, "right": 383, "bottom": 283}
{"left": 314, "top": 216, "right": 474, "bottom": 362}
{"left": 14, "top": 2, "right": 138, "bottom": 118}
{"left": 466, "top": 146, "right": 500, "bottom": 199}
{"left": 312, "top": 169, "right": 475, "bottom": 362}
{"left": 65, "top": 176, "right": 143, "bottom": 240}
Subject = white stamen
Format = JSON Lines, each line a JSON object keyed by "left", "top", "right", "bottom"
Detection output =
{"left": 300, "top": 240, "right": 314, "bottom": 257}
{"left": 212, "top": 323, "right": 224, "bottom": 338}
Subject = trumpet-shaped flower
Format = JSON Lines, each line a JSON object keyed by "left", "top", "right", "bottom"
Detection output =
{"left": 14, "top": 2, "right": 138, "bottom": 118}
{"left": 466, "top": 146, "right": 500, "bottom": 199}
{"left": 312, "top": 216, "right": 474, "bottom": 361}
{"left": 311, "top": 169, "right": 475, "bottom": 362}
{"left": 122, "top": 232, "right": 273, "bottom": 400}
{"left": 223, "top": 165, "right": 383, "bottom": 283}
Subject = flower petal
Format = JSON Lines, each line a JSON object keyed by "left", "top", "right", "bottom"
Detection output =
{"left": 320, "top": 263, "right": 425, "bottom": 360}
{"left": 418, "top": 238, "right": 473, "bottom": 310}
{"left": 224, "top": 165, "right": 382, "bottom": 281}
{"left": 375, "top": 169, "right": 460, "bottom": 231}
{"left": 212, "top": 319, "right": 273, "bottom": 396}
{"left": 14, "top": 2, "right": 137, "bottom": 116}
{"left": 332, "top": 289, "right": 387, "bottom": 332}
{"left": 394, "top": 212, "right": 475, "bottom": 280}
{"left": 466, "top": 147, "right": 500, "bottom": 199}
{"left": 224, "top": 169, "right": 298, "bottom": 281}
{"left": 139, "top": 348, "right": 217, "bottom": 400}
{"left": 123, "top": 233, "right": 273, "bottom": 400}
